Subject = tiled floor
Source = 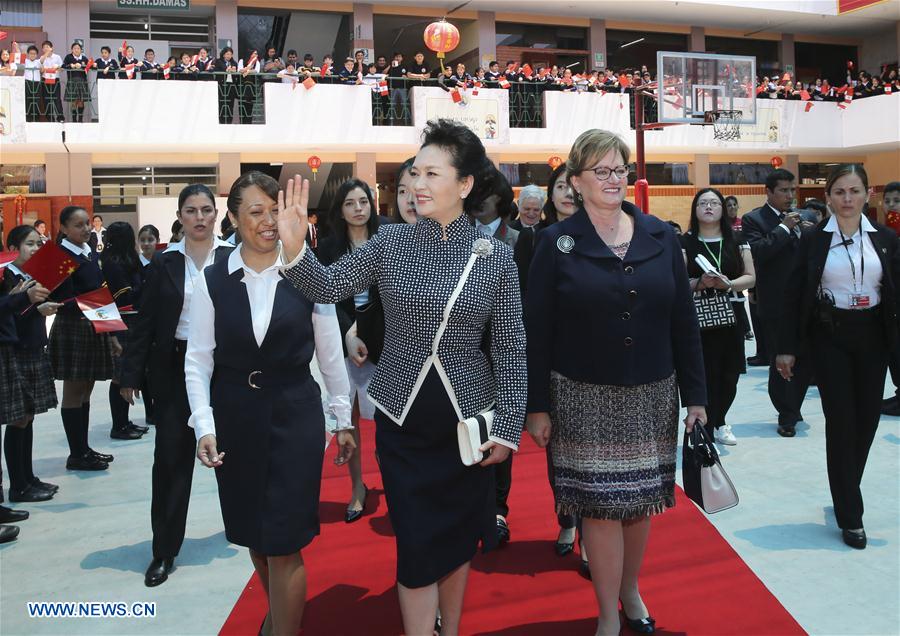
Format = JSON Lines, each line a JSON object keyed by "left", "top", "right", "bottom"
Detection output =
{"left": 2, "top": 356, "right": 898, "bottom": 635}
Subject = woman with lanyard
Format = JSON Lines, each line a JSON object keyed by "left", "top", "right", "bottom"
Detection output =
{"left": 48, "top": 206, "right": 120, "bottom": 472}
{"left": 777, "top": 164, "right": 900, "bottom": 550}
{"left": 188, "top": 171, "right": 354, "bottom": 635}
{"left": 276, "top": 119, "right": 526, "bottom": 635}
{"left": 682, "top": 188, "right": 756, "bottom": 446}
{"left": 101, "top": 222, "right": 147, "bottom": 441}
{"left": 2, "top": 226, "right": 62, "bottom": 506}
{"left": 118, "top": 185, "right": 233, "bottom": 587}
{"left": 317, "top": 178, "right": 384, "bottom": 524}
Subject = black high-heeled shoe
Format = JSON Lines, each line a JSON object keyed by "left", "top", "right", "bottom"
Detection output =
{"left": 621, "top": 602, "right": 656, "bottom": 634}
{"left": 345, "top": 485, "right": 369, "bottom": 523}
{"left": 554, "top": 527, "right": 575, "bottom": 556}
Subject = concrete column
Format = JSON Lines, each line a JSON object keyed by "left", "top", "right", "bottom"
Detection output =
{"left": 589, "top": 19, "right": 607, "bottom": 70}
{"left": 477, "top": 11, "right": 496, "bottom": 70}
{"left": 43, "top": 0, "right": 91, "bottom": 57}
{"left": 215, "top": 0, "right": 239, "bottom": 51}
{"left": 45, "top": 152, "right": 92, "bottom": 197}
{"left": 693, "top": 154, "right": 710, "bottom": 188}
{"left": 785, "top": 154, "right": 800, "bottom": 182}
{"left": 218, "top": 153, "right": 241, "bottom": 196}
{"left": 351, "top": 3, "right": 375, "bottom": 57}
{"left": 690, "top": 26, "right": 705, "bottom": 53}
{"left": 354, "top": 152, "right": 377, "bottom": 186}
{"left": 779, "top": 33, "right": 795, "bottom": 76}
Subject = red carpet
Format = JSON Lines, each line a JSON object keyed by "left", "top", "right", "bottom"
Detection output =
{"left": 220, "top": 422, "right": 804, "bottom": 635}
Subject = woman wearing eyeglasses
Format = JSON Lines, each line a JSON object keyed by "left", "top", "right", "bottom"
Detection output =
{"left": 525, "top": 129, "right": 706, "bottom": 636}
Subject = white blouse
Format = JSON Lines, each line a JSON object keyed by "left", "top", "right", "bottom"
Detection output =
{"left": 163, "top": 238, "right": 232, "bottom": 340}
{"left": 821, "top": 215, "right": 883, "bottom": 310}
{"left": 185, "top": 246, "right": 352, "bottom": 441}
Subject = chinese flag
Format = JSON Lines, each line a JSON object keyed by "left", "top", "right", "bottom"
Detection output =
{"left": 799, "top": 89, "right": 810, "bottom": 100}
{"left": 472, "top": 81, "right": 481, "bottom": 96}
{"left": 0, "top": 251, "right": 19, "bottom": 271}
{"left": 303, "top": 76, "right": 316, "bottom": 90}
{"left": 521, "top": 64, "right": 533, "bottom": 79}
{"left": 76, "top": 287, "right": 127, "bottom": 334}
{"left": 450, "top": 88, "right": 463, "bottom": 103}
{"left": 619, "top": 74, "right": 631, "bottom": 88}
{"left": 320, "top": 63, "right": 329, "bottom": 77}
{"left": 804, "top": 102, "right": 814, "bottom": 112}
{"left": 0, "top": 31, "right": 9, "bottom": 41}
{"left": 21, "top": 241, "right": 79, "bottom": 293}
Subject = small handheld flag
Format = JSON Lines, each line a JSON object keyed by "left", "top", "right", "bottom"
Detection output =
{"left": 21, "top": 242, "right": 79, "bottom": 293}
{"left": 77, "top": 287, "right": 127, "bottom": 334}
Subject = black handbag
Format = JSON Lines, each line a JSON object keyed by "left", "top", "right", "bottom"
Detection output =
{"left": 682, "top": 424, "right": 739, "bottom": 514}
{"left": 355, "top": 291, "right": 384, "bottom": 365}
{"left": 693, "top": 288, "right": 736, "bottom": 330}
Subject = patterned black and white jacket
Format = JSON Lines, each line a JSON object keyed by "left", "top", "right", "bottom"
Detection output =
{"left": 282, "top": 213, "right": 527, "bottom": 449}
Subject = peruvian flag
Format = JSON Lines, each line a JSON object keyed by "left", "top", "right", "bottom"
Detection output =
{"left": 21, "top": 241, "right": 78, "bottom": 292}
{"left": 799, "top": 89, "right": 810, "bottom": 100}
{"left": 450, "top": 88, "right": 463, "bottom": 103}
{"left": 320, "top": 63, "right": 329, "bottom": 77}
{"left": 378, "top": 79, "right": 388, "bottom": 96}
{"left": 77, "top": 287, "right": 127, "bottom": 334}
{"left": 12, "top": 42, "right": 25, "bottom": 65}
{"left": 886, "top": 84, "right": 892, "bottom": 94}
{"left": 124, "top": 63, "right": 136, "bottom": 79}
{"left": 302, "top": 76, "right": 316, "bottom": 90}
{"left": 498, "top": 77, "right": 510, "bottom": 89}
{"left": 190, "top": 54, "right": 199, "bottom": 67}
{"left": 85, "top": 57, "right": 95, "bottom": 71}
{"left": 121, "top": 40, "right": 128, "bottom": 54}
{"left": 0, "top": 251, "right": 19, "bottom": 271}
{"left": 472, "top": 80, "right": 482, "bottom": 96}
{"left": 162, "top": 63, "right": 170, "bottom": 79}
{"left": 246, "top": 51, "right": 258, "bottom": 69}
{"left": 838, "top": 102, "right": 847, "bottom": 110}
{"left": 845, "top": 87, "right": 853, "bottom": 102}
{"left": 805, "top": 102, "right": 814, "bottom": 112}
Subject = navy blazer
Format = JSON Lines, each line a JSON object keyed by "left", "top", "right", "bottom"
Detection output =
{"left": 526, "top": 202, "right": 706, "bottom": 413}
{"left": 741, "top": 203, "right": 800, "bottom": 315}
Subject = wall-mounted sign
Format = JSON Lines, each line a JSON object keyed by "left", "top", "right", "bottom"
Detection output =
{"left": 117, "top": 0, "right": 189, "bottom": 10}
{"left": 594, "top": 52, "right": 605, "bottom": 69}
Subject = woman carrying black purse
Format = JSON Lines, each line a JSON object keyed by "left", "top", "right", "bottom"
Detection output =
{"left": 777, "top": 164, "right": 900, "bottom": 550}
{"left": 318, "top": 178, "right": 385, "bottom": 523}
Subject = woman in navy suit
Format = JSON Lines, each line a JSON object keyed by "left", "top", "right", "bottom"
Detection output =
{"left": 188, "top": 171, "right": 355, "bottom": 635}
{"left": 526, "top": 129, "right": 706, "bottom": 635}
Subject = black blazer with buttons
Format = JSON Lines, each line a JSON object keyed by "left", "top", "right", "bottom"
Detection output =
{"left": 119, "top": 245, "right": 232, "bottom": 389}
{"left": 741, "top": 203, "right": 798, "bottom": 315}
{"left": 526, "top": 202, "right": 706, "bottom": 413}
{"left": 778, "top": 220, "right": 900, "bottom": 357}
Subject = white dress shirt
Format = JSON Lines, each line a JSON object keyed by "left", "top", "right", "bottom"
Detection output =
{"left": 24, "top": 58, "right": 43, "bottom": 82}
{"left": 821, "top": 215, "right": 882, "bottom": 310}
{"left": 61, "top": 238, "right": 91, "bottom": 258}
{"left": 185, "top": 245, "right": 353, "bottom": 441}
{"left": 770, "top": 203, "right": 802, "bottom": 238}
{"left": 41, "top": 54, "right": 63, "bottom": 81}
{"left": 164, "top": 238, "right": 232, "bottom": 340}
{"left": 476, "top": 217, "right": 502, "bottom": 237}
{"left": 139, "top": 254, "right": 151, "bottom": 267}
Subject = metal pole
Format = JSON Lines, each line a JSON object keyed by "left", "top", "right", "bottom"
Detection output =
{"left": 635, "top": 89, "right": 645, "bottom": 181}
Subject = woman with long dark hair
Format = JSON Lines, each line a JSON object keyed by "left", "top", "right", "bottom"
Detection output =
{"left": 48, "top": 206, "right": 120, "bottom": 472}
{"left": 392, "top": 157, "right": 418, "bottom": 224}
{"left": 318, "top": 178, "right": 381, "bottom": 523}
{"left": 101, "top": 222, "right": 147, "bottom": 440}
{"left": 542, "top": 164, "right": 577, "bottom": 225}
{"left": 682, "top": 188, "right": 756, "bottom": 446}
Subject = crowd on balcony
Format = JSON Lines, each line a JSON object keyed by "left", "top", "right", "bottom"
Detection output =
{"left": 754, "top": 67, "right": 900, "bottom": 101}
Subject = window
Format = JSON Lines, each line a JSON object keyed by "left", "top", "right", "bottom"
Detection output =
{"left": 630, "top": 163, "right": 691, "bottom": 186}
{"left": 92, "top": 166, "right": 217, "bottom": 214}
{"left": 606, "top": 30, "right": 687, "bottom": 75}
{"left": 795, "top": 42, "right": 858, "bottom": 87}
{"left": 710, "top": 163, "right": 774, "bottom": 185}
{"left": 496, "top": 23, "right": 588, "bottom": 51}
{"left": 705, "top": 37, "right": 778, "bottom": 79}
{"left": 799, "top": 163, "right": 838, "bottom": 185}
{"left": 90, "top": 12, "right": 214, "bottom": 44}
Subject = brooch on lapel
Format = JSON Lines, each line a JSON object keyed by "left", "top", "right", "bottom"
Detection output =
{"left": 557, "top": 235, "right": 575, "bottom": 253}
{"left": 472, "top": 238, "right": 494, "bottom": 257}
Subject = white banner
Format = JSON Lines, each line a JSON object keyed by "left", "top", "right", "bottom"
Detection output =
{"left": 0, "top": 76, "right": 27, "bottom": 144}
{"left": 412, "top": 87, "right": 509, "bottom": 145}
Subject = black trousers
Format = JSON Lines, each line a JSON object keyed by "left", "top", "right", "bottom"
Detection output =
{"left": 811, "top": 308, "right": 886, "bottom": 530}
{"left": 749, "top": 299, "right": 766, "bottom": 359}
{"left": 701, "top": 325, "right": 743, "bottom": 433}
{"left": 42, "top": 82, "right": 63, "bottom": 121}
{"left": 150, "top": 343, "right": 196, "bottom": 559}
{"left": 495, "top": 454, "right": 512, "bottom": 518}
{"left": 763, "top": 311, "right": 811, "bottom": 426}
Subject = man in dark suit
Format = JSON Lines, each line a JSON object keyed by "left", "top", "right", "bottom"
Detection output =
{"left": 741, "top": 168, "right": 813, "bottom": 437}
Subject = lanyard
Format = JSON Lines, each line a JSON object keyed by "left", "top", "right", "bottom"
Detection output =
{"left": 701, "top": 238, "right": 723, "bottom": 272}
{"left": 837, "top": 224, "right": 864, "bottom": 294}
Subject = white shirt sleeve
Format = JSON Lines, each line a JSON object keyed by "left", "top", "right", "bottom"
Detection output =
{"left": 184, "top": 272, "right": 217, "bottom": 442}
{"left": 311, "top": 303, "right": 353, "bottom": 431}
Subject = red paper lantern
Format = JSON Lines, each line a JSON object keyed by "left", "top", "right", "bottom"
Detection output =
{"left": 424, "top": 20, "right": 460, "bottom": 61}
{"left": 307, "top": 155, "right": 322, "bottom": 181}
{"left": 548, "top": 156, "right": 563, "bottom": 170}
{"left": 770, "top": 156, "right": 783, "bottom": 169}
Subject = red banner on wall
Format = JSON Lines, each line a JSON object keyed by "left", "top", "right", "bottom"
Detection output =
{"left": 837, "top": 0, "right": 887, "bottom": 14}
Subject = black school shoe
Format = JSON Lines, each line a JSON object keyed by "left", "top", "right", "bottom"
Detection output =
{"left": 8, "top": 484, "right": 54, "bottom": 503}
{"left": 66, "top": 453, "right": 109, "bottom": 471}
{"left": 842, "top": 529, "right": 866, "bottom": 550}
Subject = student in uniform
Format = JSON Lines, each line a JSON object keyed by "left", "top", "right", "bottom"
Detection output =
{"left": 139, "top": 49, "right": 161, "bottom": 80}
{"left": 174, "top": 52, "right": 197, "bottom": 81}
{"left": 101, "top": 222, "right": 147, "bottom": 441}
{"left": 40, "top": 41, "right": 64, "bottom": 123}
{"left": 237, "top": 50, "right": 261, "bottom": 124}
{"left": 118, "top": 184, "right": 232, "bottom": 587}
{"left": 195, "top": 47, "right": 215, "bottom": 80}
{"left": 2, "top": 226, "right": 62, "bottom": 506}
{"left": 137, "top": 224, "right": 160, "bottom": 425}
{"left": 214, "top": 47, "right": 240, "bottom": 124}
{"left": 48, "top": 206, "right": 120, "bottom": 472}
{"left": 189, "top": 171, "right": 355, "bottom": 636}
{"left": 95, "top": 46, "right": 119, "bottom": 80}
{"left": 23, "top": 46, "right": 43, "bottom": 122}
{"left": 62, "top": 42, "right": 91, "bottom": 122}
{"left": 118, "top": 45, "right": 139, "bottom": 80}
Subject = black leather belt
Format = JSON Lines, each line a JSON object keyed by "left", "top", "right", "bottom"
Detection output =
{"left": 214, "top": 365, "right": 311, "bottom": 389}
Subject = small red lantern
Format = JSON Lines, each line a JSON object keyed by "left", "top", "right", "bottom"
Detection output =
{"left": 307, "top": 155, "right": 322, "bottom": 181}
{"left": 424, "top": 20, "right": 460, "bottom": 72}
{"left": 770, "top": 156, "right": 783, "bottom": 169}
{"left": 548, "top": 156, "right": 563, "bottom": 170}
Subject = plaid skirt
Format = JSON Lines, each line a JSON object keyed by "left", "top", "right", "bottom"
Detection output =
{"left": 549, "top": 371, "right": 679, "bottom": 521}
{"left": 49, "top": 313, "right": 114, "bottom": 381}
{"left": 0, "top": 345, "right": 57, "bottom": 425}
{"left": 64, "top": 77, "right": 92, "bottom": 102}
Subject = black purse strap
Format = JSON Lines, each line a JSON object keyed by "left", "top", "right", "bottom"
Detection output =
{"left": 475, "top": 414, "right": 489, "bottom": 445}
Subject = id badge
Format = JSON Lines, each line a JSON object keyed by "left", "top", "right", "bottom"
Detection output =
{"left": 849, "top": 294, "right": 870, "bottom": 308}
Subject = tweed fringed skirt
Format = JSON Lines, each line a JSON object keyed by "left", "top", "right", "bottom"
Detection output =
{"left": 549, "top": 371, "right": 679, "bottom": 521}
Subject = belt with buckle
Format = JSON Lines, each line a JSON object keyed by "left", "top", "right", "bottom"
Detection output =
{"left": 214, "top": 365, "right": 311, "bottom": 389}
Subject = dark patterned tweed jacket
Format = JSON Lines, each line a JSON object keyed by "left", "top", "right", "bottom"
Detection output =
{"left": 283, "top": 213, "right": 527, "bottom": 448}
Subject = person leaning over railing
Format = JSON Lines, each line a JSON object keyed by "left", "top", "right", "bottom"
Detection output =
{"left": 118, "top": 44, "right": 139, "bottom": 80}
{"left": 138, "top": 48, "right": 162, "bottom": 80}
{"left": 215, "top": 47, "right": 240, "bottom": 125}
{"left": 237, "top": 50, "right": 260, "bottom": 124}
{"left": 0, "top": 49, "right": 15, "bottom": 75}
{"left": 95, "top": 46, "right": 118, "bottom": 80}
{"left": 195, "top": 47, "right": 215, "bottom": 81}
{"left": 174, "top": 52, "right": 198, "bottom": 81}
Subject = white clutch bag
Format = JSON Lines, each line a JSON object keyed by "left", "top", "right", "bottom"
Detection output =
{"left": 457, "top": 411, "right": 495, "bottom": 466}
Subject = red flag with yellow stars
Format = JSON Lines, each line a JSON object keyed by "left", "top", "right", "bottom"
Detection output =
{"left": 21, "top": 241, "right": 79, "bottom": 293}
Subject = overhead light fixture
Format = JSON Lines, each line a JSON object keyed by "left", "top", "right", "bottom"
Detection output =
{"left": 271, "top": 162, "right": 284, "bottom": 166}
{"left": 620, "top": 38, "right": 645, "bottom": 49}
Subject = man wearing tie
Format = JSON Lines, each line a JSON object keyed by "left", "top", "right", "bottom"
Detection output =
{"left": 742, "top": 169, "right": 813, "bottom": 437}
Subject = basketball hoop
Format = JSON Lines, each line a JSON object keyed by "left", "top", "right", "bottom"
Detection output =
{"left": 705, "top": 109, "right": 743, "bottom": 141}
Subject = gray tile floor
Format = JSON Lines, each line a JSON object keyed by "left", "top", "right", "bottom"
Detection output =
{"left": 1, "top": 354, "right": 898, "bottom": 635}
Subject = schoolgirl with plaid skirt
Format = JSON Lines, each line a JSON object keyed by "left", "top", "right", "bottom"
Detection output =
{"left": 62, "top": 45, "right": 92, "bottom": 122}
{"left": 48, "top": 206, "right": 118, "bottom": 472}
{"left": 1, "top": 225, "right": 61, "bottom": 504}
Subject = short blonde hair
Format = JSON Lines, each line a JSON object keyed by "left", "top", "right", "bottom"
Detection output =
{"left": 565, "top": 129, "right": 630, "bottom": 189}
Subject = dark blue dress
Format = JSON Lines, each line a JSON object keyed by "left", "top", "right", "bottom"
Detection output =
{"left": 204, "top": 258, "right": 326, "bottom": 556}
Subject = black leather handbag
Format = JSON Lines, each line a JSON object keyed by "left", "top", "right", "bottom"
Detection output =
{"left": 682, "top": 425, "right": 739, "bottom": 514}
{"left": 355, "top": 291, "right": 384, "bottom": 365}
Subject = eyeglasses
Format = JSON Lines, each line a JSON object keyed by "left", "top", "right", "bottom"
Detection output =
{"left": 697, "top": 200, "right": 723, "bottom": 209}
{"left": 589, "top": 165, "right": 629, "bottom": 181}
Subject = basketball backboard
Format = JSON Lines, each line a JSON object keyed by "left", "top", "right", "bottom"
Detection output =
{"left": 656, "top": 51, "right": 757, "bottom": 125}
